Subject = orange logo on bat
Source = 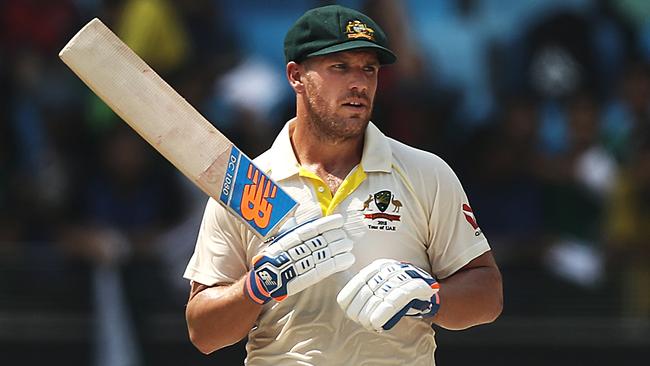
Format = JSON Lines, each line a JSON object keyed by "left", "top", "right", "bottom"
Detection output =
{"left": 241, "top": 164, "right": 277, "bottom": 229}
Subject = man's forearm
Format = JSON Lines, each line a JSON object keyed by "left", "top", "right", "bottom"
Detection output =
{"left": 432, "top": 263, "right": 503, "bottom": 330}
{"left": 186, "top": 275, "right": 262, "bottom": 354}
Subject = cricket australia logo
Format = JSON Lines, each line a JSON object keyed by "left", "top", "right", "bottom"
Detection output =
{"left": 345, "top": 20, "right": 375, "bottom": 41}
{"left": 359, "top": 190, "right": 402, "bottom": 231}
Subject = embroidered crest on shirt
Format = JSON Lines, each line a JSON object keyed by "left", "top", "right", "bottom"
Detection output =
{"left": 359, "top": 190, "right": 402, "bottom": 231}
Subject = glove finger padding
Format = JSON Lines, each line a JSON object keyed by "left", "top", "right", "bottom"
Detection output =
{"left": 245, "top": 213, "right": 355, "bottom": 304}
{"left": 337, "top": 259, "right": 440, "bottom": 332}
{"left": 273, "top": 214, "right": 344, "bottom": 252}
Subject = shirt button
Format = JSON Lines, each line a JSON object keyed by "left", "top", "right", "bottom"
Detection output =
{"left": 317, "top": 186, "right": 325, "bottom": 193}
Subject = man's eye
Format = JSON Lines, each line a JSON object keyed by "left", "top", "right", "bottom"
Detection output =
{"left": 333, "top": 64, "right": 346, "bottom": 69}
{"left": 364, "top": 66, "right": 377, "bottom": 73}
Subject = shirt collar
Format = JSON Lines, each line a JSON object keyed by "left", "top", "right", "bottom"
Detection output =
{"left": 361, "top": 121, "right": 392, "bottom": 173}
{"left": 267, "top": 118, "right": 392, "bottom": 182}
{"left": 267, "top": 118, "right": 301, "bottom": 181}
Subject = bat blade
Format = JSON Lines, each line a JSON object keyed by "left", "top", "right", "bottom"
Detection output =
{"left": 59, "top": 18, "right": 297, "bottom": 238}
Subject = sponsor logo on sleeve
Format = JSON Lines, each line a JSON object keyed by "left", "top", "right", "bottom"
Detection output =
{"left": 462, "top": 203, "right": 482, "bottom": 236}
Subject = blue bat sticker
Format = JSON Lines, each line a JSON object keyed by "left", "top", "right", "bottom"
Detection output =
{"left": 219, "top": 146, "right": 297, "bottom": 237}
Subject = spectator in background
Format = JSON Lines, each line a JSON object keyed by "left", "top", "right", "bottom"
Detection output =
{"left": 0, "top": 0, "right": 94, "bottom": 320}
{"left": 459, "top": 95, "right": 546, "bottom": 315}
{"left": 606, "top": 136, "right": 650, "bottom": 318}
{"left": 372, "top": 76, "right": 457, "bottom": 158}
{"left": 204, "top": 0, "right": 320, "bottom": 155}
{"left": 523, "top": 9, "right": 597, "bottom": 156}
{"left": 60, "top": 123, "right": 185, "bottom": 262}
{"left": 0, "top": 0, "right": 82, "bottom": 239}
{"left": 611, "top": 0, "right": 650, "bottom": 61}
{"left": 363, "top": 0, "right": 457, "bottom": 157}
{"left": 117, "top": 0, "right": 189, "bottom": 74}
{"left": 602, "top": 61, "right": 650, "bottom": 163}
{"left": 405, "top": 0, "right": 496, "bottom": 126}
{"left": 539, "top": 92, "right": 615, "bottom": 293}
{"left": 565, "top": 92, "right": 618, "bottom": 198}
{"left": 59, "top": 123, "right": 187, "bottom": 366}
{"left": 462, "top": 95, "right": 545, "bottom": 264}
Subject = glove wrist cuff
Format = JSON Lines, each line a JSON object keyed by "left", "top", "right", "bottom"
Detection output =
{"left": 244, "top": 270, "right": 272, "bottom": 305}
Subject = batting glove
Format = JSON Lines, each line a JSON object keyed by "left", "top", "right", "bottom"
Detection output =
{"left": 337, "top": 259, "right": 440, "bottom": 332}
{"left": 244, "top": 214, "right": 355, "bottom": 305}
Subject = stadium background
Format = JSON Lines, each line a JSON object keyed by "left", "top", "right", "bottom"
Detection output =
{"left": 1, "top": 0, "right": 649, "bottom": 364}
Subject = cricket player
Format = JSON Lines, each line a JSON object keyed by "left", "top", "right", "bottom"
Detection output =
{"left": 184, "top": 5, "right": 502, "bottom": 365}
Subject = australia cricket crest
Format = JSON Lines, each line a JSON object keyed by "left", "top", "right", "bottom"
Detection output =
{"left": 359, "top": 190, "right": 402, "bottom": 232}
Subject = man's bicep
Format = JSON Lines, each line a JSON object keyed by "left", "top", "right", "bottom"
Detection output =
{"left": 454, "top": 250, "right": 499, "bottom": 272}
{"left": 454, "top": 250, "right": 502, "bottom": 293}
{"left": 188, "top": 281, "right": 211, "bottom": 302}
{"left": 188, "top": 281, "right": 233, "bottom": 302}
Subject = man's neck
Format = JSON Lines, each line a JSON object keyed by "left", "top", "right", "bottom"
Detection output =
{"left": 290, "top": 118, "right": 365, "bottom": 192}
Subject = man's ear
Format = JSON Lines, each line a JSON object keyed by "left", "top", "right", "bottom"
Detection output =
{"left": 287, "top": 61, "right": 305, "bottom": 94}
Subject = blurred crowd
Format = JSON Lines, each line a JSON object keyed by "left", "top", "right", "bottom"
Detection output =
{"left": 1, "top": 0, "right": 650, "bottom": 364}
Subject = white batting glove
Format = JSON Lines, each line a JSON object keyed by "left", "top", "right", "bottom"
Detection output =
{"left": 337, "top": 259, "right": 440, "bottom": 332}
{"left": 244, "top": 214, "right": 355, "bottom": 304}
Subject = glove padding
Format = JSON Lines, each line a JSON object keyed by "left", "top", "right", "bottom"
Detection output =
{"left": 337, "top": 259, "right": 440, "bottom": 332}
{"left": 245, "top": 214, "right": 355, "bottom": 304}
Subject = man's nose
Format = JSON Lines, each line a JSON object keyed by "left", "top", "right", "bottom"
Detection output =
{"left": 348, "top": 68, "right": 370, "bottom": 92}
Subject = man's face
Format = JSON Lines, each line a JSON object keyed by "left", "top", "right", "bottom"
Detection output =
{"left": 300, "top": 50, "right": 380, "bottom": 141}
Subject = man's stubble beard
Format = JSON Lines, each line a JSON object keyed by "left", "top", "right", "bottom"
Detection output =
{"left": 304, "top": 85, "right": 371, "bottom": 144}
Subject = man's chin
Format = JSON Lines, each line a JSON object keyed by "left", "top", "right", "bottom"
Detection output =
{"left": 306, "top": 108, "right": 370, "bottom": 141}
{"left": 336, "top": 117, "right": 369, "bottom": 139}
{"left": 340, "top": 111, "right": 371, "bottom": 124}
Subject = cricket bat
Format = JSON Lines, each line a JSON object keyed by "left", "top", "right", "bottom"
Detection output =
{"left": 59, "top": 18, "right": 298, "bottom": 238}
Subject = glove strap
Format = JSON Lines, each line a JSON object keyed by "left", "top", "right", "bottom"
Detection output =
{"left": 423, "top": 292, "right": 441, "bottom": 318}
{"left": 244, "top": 270, "right": 272, "bottom": 305}
{"left": 382, "top": 292, "right": 442, "bottom": 331}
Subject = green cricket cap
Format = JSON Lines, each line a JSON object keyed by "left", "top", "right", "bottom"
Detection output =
{"left": 284, "top": 5, "right": 397, "bottom": 65}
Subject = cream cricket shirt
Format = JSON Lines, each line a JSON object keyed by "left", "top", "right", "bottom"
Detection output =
{"left": 184, "top": 119, "right": 491, "bottom": 365}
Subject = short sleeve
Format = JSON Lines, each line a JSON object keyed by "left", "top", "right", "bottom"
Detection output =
{"left": 183, "top": 198, "right": 254, "bottom": 285}
{"left": 425, "top": 157, "right": 491, "bottom": 279}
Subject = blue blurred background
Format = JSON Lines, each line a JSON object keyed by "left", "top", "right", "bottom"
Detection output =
{"left": 1, "top": 0, "right": 649, "bottom": 365}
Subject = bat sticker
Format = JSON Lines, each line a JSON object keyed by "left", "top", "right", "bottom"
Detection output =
{"left": 220, "top": 146, "right": 297, "bottom": 237}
